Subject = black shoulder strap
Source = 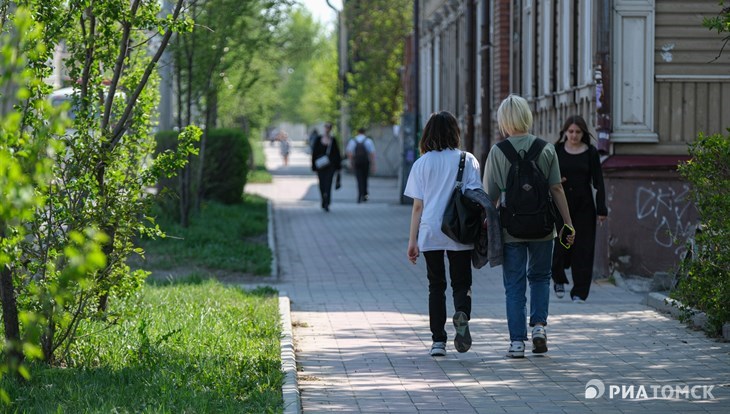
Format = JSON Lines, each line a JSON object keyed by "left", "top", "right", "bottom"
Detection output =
{"left": 525, "top": 138, "right": 547, "bottom": 161}
{"left": 456, "top": 151, "right": 466, "bottom": 185}
{"left": 496, "top": 140, "right": 519, "bottom": 164}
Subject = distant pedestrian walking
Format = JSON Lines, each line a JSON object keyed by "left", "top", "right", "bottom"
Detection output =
{"left": 404, "top": 111, "right": 482, "bottom": 357}
{"left": 346, "top": 128, "right": 375, "bottom": 203}
{"left": 311, "top": 122, "right": 342, "bottom": 212}
{"left": 551, "top": 115, "right": 607, "bottom": 303}
{"left": 278, "top": 132, "right": 291, "bottom": 166}
{"left": 307, "top": 128, "right": 320, "bottom": 154}
{"left": 483, "top": 94, "right": 574, "bottom": 358}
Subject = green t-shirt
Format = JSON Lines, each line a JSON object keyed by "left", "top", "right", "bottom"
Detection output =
{"left": 483, "top": 134, "right": 561, "bottom": 242}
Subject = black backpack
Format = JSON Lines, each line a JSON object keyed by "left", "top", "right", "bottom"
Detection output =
{"left": 353, "top": 138, "right": 369, "bottom": 166}
{"left": 496, "top": 138, "right": 555, "bottom": 239}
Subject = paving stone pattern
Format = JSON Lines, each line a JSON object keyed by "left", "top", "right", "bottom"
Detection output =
{"left": 247, "top": 141, "right": 730, "bottom": 413}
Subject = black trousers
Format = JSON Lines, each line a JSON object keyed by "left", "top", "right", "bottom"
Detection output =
{"left": 354, "top": 162, "right": 369, "bottom": 202}
{"left": 317, "top": 167, "right": 336, "bottom": 208}
{"left": 552, "top": 193, "right": 597, "bottom": 300}
{"left": 423, "top": 250, "right": 472, "bottom": 342}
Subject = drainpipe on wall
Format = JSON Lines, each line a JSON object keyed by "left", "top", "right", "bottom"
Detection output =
{"left": 480, "top": 0, "right": 492, "bottom": 167}
{"left": 595, "top": 0, "right": 612, "bottom": 154}
{"left": 465, "top": 0, "right": 476, "bottom": 153}
{"left": 414, "top": 0, "right": 419, "bottom": 136}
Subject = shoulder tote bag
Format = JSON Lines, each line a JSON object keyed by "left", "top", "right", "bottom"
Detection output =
{"left": 441, "top": 152, "right": 483, "bottom": 244}
{"left": 314, "top": 141, "right": 332, "bottom": 170}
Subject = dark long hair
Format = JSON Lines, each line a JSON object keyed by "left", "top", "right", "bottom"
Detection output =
{"left": 420, "top": 111, "right": 460, "bottom": 153}
{"left": 556, "top": 115, "right": 594, "bottom": 146}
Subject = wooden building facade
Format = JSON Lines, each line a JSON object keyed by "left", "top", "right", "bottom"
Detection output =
{"left": 414, "top": 0, "right": 730, "bottom": 278}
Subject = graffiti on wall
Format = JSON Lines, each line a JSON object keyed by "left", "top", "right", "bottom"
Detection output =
{"left": 635, "top": 184, "right": 696, "bottom": 255}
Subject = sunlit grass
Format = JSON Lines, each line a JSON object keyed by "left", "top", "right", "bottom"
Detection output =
{"left": 140, "top": 195, "right": 271, "bottom": 275}
{"left": 248, "top": 139, "right": 273, "bottom": 183}
{"left": 2, "top": 280, "right": 283, "bottom": 413}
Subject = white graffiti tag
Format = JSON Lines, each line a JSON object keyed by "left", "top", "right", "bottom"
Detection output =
{"left": 636, "top": 185, "right": 694, "bottom": 252}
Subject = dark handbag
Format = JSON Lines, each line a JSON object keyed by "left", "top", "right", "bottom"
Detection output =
{"left": 441, "top": 152, "right": 483, "bottom": 244}
{"left": 335, "top": 171, "right": 341, "bottom": 189}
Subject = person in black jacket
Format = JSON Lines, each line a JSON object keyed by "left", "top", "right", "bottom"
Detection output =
{"left": 552, "top": 115, "right": 608, "bottom": 302}
{"left": 311, "top": 122, "right": 342, "bottom": 212}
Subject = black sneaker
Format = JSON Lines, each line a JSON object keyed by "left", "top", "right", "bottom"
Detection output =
{"left": 452, "top": 311, "right": 472, "bottom": 353}
{"left": 554, "top": 283, "right": 565, "bottom": 299}
{"left": 531, "top": 326, "right": 548, "bottom": 354}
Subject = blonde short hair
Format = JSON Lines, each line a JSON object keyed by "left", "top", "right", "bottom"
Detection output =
{"left": 497, "top": 94, "right": 533, "bottom": 136}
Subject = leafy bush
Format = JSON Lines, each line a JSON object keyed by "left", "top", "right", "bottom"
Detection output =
{"left": 203, "top": 128, "right": 252, "bottom": 204}
{"left": 155, "top": 128, "right": 252, "bottom": 212}
{"left": 674, "top": 131, "right": 730, "bottom": 335}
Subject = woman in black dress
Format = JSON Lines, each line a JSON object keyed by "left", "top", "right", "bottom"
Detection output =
{"left": 311, "top": 122, "right": 342, "bottom": 212}
{"left": 552, "top": 115, "right": 607, "bottom": 302}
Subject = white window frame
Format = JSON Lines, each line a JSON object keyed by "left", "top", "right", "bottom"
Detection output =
{"left": 539, "top": 0, "right": 553, "bottom": 97}
{"left": 558, "top": 0, "right": 571, "bottom": 91}
{"left": 522, "top": 0, "right": 534, "bottom": 98}
{"left": 612, "top": 0, "right": 657, "bottom": 142}
{"left": 578, "top": 0, "right": 592, "bottom": 86}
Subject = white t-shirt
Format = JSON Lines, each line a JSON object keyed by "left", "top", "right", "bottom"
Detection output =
{"left": 345, "top": 134, "right": 375, "bottom": 155}
{"left": 404, "top": 149, "right": 482, "bottom": 251}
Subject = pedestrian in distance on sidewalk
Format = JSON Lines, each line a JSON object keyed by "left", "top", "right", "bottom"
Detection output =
{"left": 551, "top": 115, "right": 607, "bottom": 303}
{"left": 483, "top": 94, "right": 575, "bottom": 358}
{"left": 278, "top": 131, "right": 291, "bottom": 166}
{"left": 306, "top": 128, "right": 320, "bottom": 154}
{"left": 311, "top": 122, "right": 342, "bottom": 212}
{"left": 404, "top": 111, "right": 482, "bottom": 357}
{"left": 346, "top": 127, "right": 376, "bottom": 203}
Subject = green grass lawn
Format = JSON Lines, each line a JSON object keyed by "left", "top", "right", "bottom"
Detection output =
{"left": 2, "top": 281, "right": 284, "bottom": 413}
{"left": 248, "top": 139, "right": 273, "bottom": 184}
{"left": 1, "top": 193, "right": 283, "bottom": 412}
{"left": 138, "top": 195, "right": 272, "bottom": 276}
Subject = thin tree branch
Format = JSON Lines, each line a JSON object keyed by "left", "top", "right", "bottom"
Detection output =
{"left": 109, "top": 0, "right": 185, "bottom": 147}
{"left": 79, "top": 7, "right": 96, "bottom": 104}
{"left": 102, "top": 0, "right": 142, "bottom": 132}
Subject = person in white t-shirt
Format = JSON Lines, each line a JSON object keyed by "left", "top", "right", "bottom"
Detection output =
{"left": 404, "top": 111, "right": 482, "bottom": 357}
{"left": 346, "top": 128, "right": 376, "bottom": 203}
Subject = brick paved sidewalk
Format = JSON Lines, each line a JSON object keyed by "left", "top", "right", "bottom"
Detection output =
{"left": 248, "top": 140, "right": 730, "bottom": 413}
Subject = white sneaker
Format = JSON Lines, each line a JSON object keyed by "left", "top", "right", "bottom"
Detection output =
{"left": 572, "top": 296, "right": 585, "bottom": 303}
{"left": 531, "top": 326, "right": 548, "bottom": 354}
{"left": 430, "top": 341, "right": 446, "bottom": 357}
{"left": 506, "top": 341, "right": 525, "bottom": 358}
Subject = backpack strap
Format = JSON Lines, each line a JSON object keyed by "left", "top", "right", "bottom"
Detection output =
{"left": 496, "top": 140, "right": 520, "bottom": 164}
{"left": 497, "top": 138, "right": 548, "bottom": 163}
{"left": 525, "top": 138, "right": 548, "bottom": 161}
{"left": 455, "top": 151, "right": 466, "bottom": 188}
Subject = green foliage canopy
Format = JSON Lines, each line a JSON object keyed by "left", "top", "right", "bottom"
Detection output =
{"left": 345, "top": 0, "right": 412, "bottom": 129}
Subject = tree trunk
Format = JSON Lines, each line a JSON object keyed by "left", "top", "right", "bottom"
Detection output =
{"left": 195, "top": 90, "right": 217, "bottom": 212}
{"left": 0, "top": 263, "right": 24, "bottom": 371}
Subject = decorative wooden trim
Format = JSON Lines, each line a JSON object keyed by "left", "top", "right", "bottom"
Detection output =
{"left": 612, "top": 0, "right": 656, "bottom": 141}
{"left": 655, "top": 75, "right": 730, "bottom": 82}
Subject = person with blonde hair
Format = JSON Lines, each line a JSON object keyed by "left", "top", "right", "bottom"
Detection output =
{"left": 483, "top": 94, "right": 574, "bottom": 358}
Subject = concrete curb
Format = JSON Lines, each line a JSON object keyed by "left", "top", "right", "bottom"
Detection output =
{"left": 269, "top": 199, "right": 301, "bottom": 413}
{"left": 616, "top": 271, "right": 730, "bottom": 341}
{"left": 645, "top": 291, "right": 730, "bottom": 341}
{"left": 279, "top": 294, "right": 300, "bottom": 414}
{"left": 267, "top": 199, "right": 278, "bottom": 279}
{"left": 645, "top": 291, "right": 708, "bottom": 329}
